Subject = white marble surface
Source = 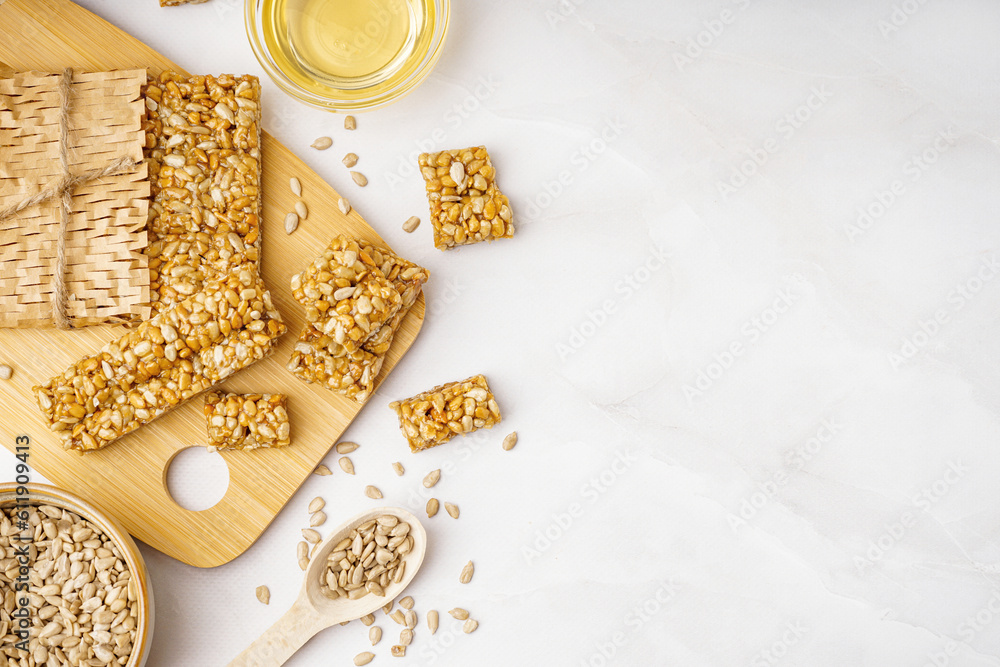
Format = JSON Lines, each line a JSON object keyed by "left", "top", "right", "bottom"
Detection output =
{"left": 4, "top": 0, "right": 1000, "bottom": 665}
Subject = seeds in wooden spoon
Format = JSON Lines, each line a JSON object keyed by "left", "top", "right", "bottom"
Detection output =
{"left": 338, "top": 197, "right": 351, "bottom": 215}
{"left": 422, "top": 469, "right": 441, "bottom": 488}
{"left": 360, "top": 613, "right": 375, "bottom": 626}
{"left": 427, "top": 610, "right": 439, "bottom": 634}
{"left": 369, "top": 626, "right": 382, "bottom": 646}
{"left": 311, "top": 136, "right": 332, "bottom": 150}
{"left": 295, "top": 201, "right": 308, "bottom": 219}
{"left": 284, "top": 212, "right": 298, "bottom": 234}
{"left": 445, "top": 502, "right": 460, "bottom": 519}
{"left": 426, "top": 498, "right": 439, "bottom": 518}
{"left": 339, "top": 457, "right": 355, "bottom": 474}
{"left": 351, "top": 171, "right": 368, "bottom": 187}
{"left": 314, "top": 464, "right": 332, "bottom": 476}
{"left": 402, "top": 216, "right": 420, "bottom": 233}
{"left": 365, "top": 485, "right": 383, "bottom": 499}
{"left": 320, "top": 516, "right": 412, "bottom": 602}
{"left": 255, "top": 585, "right": 270, "bottom": 605}
{"left": 463, "top": 619, "right": 478, "bottom": 634}
{"left": 502, "top": 431, "right": 518, "bottom": 451}
{"left": 449, "top": 608, "right": 469, "bottom": 620}
{"left": 459, "top": 561, "right": 474, "bottom": 584}
{"left": 289, "top": 177, "right": 302, "bottom": 197}
{"left": 354, "top": 652, "right": 374, "bottom": 666}
{"left": 302, "top": 528, "right": 321, "bottom": 544}
{"left": 310, "top": 511, "right": 326, "bottom": 527}
{"left": 344, "top": 115, "right": 357, "bottom": 130}
{"left": 392, "top": 461, "right": 405, "bottom": 476}
{"left": 336, "top": 441, "right": 359, "bottom": 454}
{"left": 398, "top": 596, "right": 414, "bottom": 610}
{"left": 399, "top": 628, "right": 413, "bottom": 646}
{"left": 391, "top": 646, "right": 406, "bottom": 657}
{"left": 343, "top": 152, "right": 358, "bottom": 168}
{"left": 308, "top": 497, "right": 325, "bottom": 513}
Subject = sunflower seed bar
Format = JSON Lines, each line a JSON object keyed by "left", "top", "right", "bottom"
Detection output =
{"left": 287, "top": 325, "right": 384, "bottom": 403}
{"left": 389, "top": 375, "right": 501, "bottom": 452}
{"left": 204, "top": 391, "right": 290, "bottom": 451}
{"left": 418, "top": 146, "right": 514, "bottom": 250}
{"left": 360, "top": 243, "right": 430, "bottom": 356}
{"left": 143, "top": 72, "right": 262, "bottom": 313}
{"left": 147, "top": 232, "right": 261, "bottom": 303}
{"left": 291, "top": 235, "right": 402, "bottom": 352}
{"left": 33, "top": 264, "right": 286, "bottom": 452}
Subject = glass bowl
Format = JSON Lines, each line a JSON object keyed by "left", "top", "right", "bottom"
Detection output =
{"left": 246, "top": 0, "right": 451, "bottom": 112}
{"left": 0, "top": 483, "right": 154, "bottom": 667}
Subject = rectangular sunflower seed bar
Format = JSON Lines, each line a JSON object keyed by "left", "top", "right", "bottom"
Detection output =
{"left": 287, "top": 325, "right": 384, "bottom": 403}
{"left": 360, "top": 242, "right": 430, "bottom": 356}
{"left": 204, "top": 391, "right": 290, "bottom": 451}
{"left": 33, "top": 263, "right": 286, "bottom": 452}
{"left": 418, "top": 146, "right": 514, "bottom": 250}
{"left": 389, "top": 375, "right": 501, "bottom": 452}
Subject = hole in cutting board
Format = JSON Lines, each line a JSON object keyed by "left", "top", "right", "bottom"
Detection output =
{"left": 165, "top": 447, "right": 230, "bottom": 511}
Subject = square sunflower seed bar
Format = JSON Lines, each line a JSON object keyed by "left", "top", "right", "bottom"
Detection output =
{"left": 291, "top": 235, "right": 402, "bottom": 352}
{"left": 389, "top": 375, "right": 501, "bottom": 452}
{"left": 204, "top": 391, "right": 290, "bottom": 451}
{"left": 287, "top": 325, "right": 384, "bottom": 403}
{"left": 418, "top": 146, "right": 514, "bottom": 250}
{"left": 359, "top": 242, "right": 430, "bottom": 356}
{"left": 33, "top": 264, "right": 286, "bottom": 452}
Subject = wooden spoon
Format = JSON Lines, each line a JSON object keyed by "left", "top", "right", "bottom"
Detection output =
{"left": 227, "top": 506, "right": 427, "bottom": 667}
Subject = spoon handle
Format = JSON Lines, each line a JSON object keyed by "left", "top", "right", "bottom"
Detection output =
{"left": 227, "top": 599, "right": 328, "bottom": 667}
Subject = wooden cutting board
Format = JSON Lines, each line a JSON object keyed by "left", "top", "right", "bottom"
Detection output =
{"left": 0, "top": 0, "right": 424, "bottom": 567}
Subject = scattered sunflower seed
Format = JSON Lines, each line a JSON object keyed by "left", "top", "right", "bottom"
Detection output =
{"left": 404, "top": 610, "right": 417, "bottom": 629}
{"left": 463, "top": 619, "right": 478, "bottom": 634}
{"left": 427, "top": 610, "right": 439, "bottom": 634}
{"left": 426, "top": 498, "right": 439, "bottom": 518}
{"left": 344, "top": 115, "right": 357, "bottom": 130}
{"left": 302, "top": 528, "right": 321, "bottom": 544}
{"left": 383, "top": 601, "right": 394, "bottom": 615}
{"left": 297, "top": 541, "right": 308, "bottom": 561}
{"left": 370, "top": 626, "right": 382, "bottom": 646}
{"left": 399, "top": 628, "right": 413, "bottom": 646}
{"left": 308, "top": 497, "right": 325, "bottom": 513}
{"left": 284, "top": 212, "right": 299, "bottom": 234}
{"left": 338, "top": 197, "right": 352, "bottom": 215}
{"left": 295, "top": 201, "right": 308, "bottom": 219}
{"left": 354, "top": 652, "right": 375, "bottom": 666}
{"left": 336, "top": 441, "right": 360, "bottom": 454}
{"left": 390, "top": 609, "right": 406, "bottom": 625}
{"left": 392, "top": 462, "right": 405, "bottom": 476}
{"left": 459, "top": 560, "right": 474, "bottom": 584}
{"left": 255, "top": 585, "right": 270, "bottom": 605}
{"left": 289, "top": 176, "right": 302, "bottom": 197}
{"left": 339, "top": 457, "right": 355, "bottom": 475}
{"left": 422, "top": 469, "right": 441, "bottom": 488}
{"left": 314, "top": 464, "right": 332, "bottom": 476}
{"left": 445, "top": 502, "right": 460, "bottom": 519}
{"left": 351, "top": 171, "right": 368, "bottom": 187}
{"left": 310, "top": 511, "right": 327, "bottom": 527}
{"left": 502, "top": 431, "right": 518, "bottom": 451}
{"left": 360, "top": 614, "right": 375, "bottom": 626}
{"left": 398, "top": 596, "right": 414, "bottom": 610}
{"left": 402, "top": 216, "right": 420, "bottom": 233}
{"left": 311, "top": 136, "right": 333, "bottom": 150}
{"left": 298, "top": 557, "right": 309, "bottom": 571}
{"left": 448, "top": 608, "right": 469, "bottom": 620}
{"left": 365, "top": 485, "right": 383, "bottom": 500}
{"left": 391, "top": 645, "right": 406, "bottom": 657}
{"left": 343, "top": 152, "right": 359, "bottom": 168}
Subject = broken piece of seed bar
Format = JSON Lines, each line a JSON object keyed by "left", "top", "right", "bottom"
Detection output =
{"left": 204, "top": 391, "right": 290, "bottom": 451}
{"left": 359, "top": 242, "right": 430, "bottom": 356}
{"left": 389, "top": 375, "right": 501, "bottom": 452}
{"left": 418, "top": 146, "right": 513, "bottom": 250}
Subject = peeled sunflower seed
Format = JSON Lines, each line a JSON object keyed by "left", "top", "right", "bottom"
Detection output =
{"left": 344, "top": 115, "right": 357, "bottom": 130}
{"left": 502, "top": 431, "right": 518, "bottom": 451}
{"left": 449, "top": 608, "right": 469, "bottom": 620}
{"left": 339, "top": 457, "right": 355, "bottom": 475}
{"left": 255, "top": 585, "right": 270, "bottom": 605}
{"left": 392, "top": 462, "right": 405, "bottom": 476}
{"left": 399, "top": 596, "right": 414, "bottom": 610}
{"left": 422, "top": 469, "right": 441, "bottom": 488}
{"left": 302, "top": 529, "right": 321, "bottom": 544}
{"left": 314, "top": 464, "right": 332, "bottom": 476}
{"left": 295, "top": 201, "right": 308, "bottom": 219}
{"left": 459, "top": 561, "right": 474, "bottom": 584}
{"left": 310, "top": 511, "right": 327, "bottom": 527}
{"left": 298, "top": 557, "right": 309, "bottom": 571}
{"left": 336, "top": 441, "right": 359, "bottom": 454}
{"left": 402, "top": 216, "right": 420, "bottom": 233}
{"left": 426, "top": 498, "right": 439, "bottom": 518}
{"left": 427, "top": 610, "right": 439, "bottom": 634}
{"left": 390, "top": 609, "right": 406, "bottom": 625}
{"left": 308, "top": 497, "right": 325, "bottom": 513}
{"left": 383, "top": 601, "right": 394, "bottom": 615}
{"left": 365, "top": 485, "right": 383, "bottom": 500}
{"left": 351, "top": 171, "right": 368, "bottom": 187}
{"left": 404, "top": 610, "right": 417, "bottom": 629}
{"left": 311, "top": 136, "right": 333, "bottom": 150}
{"left": 463, "top": 619, "right": 479, "bottom": 634}
{"left": 343, "top": 152, "right": 358, "bottom": 168}
{"left": 399, "top": 628, "right": 413, "bottom": 646}
{"left": 289, "top": 177, "right": 302, "bottom": 197}
{"left": 445, "top": 502, "right": 460, "bottom": 519}
{"left": 354, "top": 652, "right": 375, "bottom": 666}
{"left": 370, "top": 626, "right": 382, "bottom": 645}
{"left": 360, "top": 614, "right": 375, "bottom": 626}
{"left": 338, "top": 197, "right": 352, "bottom": 215}
{"left": 284, "top": 212, "right": 299, "bottom": 234}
